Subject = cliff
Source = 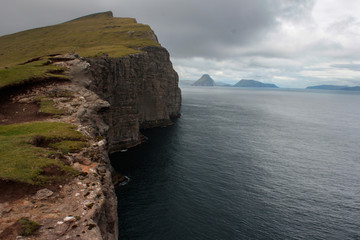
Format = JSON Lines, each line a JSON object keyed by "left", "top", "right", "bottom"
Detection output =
{"left": 0, "top": 12, "right": 181, "bottom": 240}
{"left": 85, "top": 46, "right": 181, "bottom": 153}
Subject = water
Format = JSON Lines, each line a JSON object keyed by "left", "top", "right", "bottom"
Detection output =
{"left": 111, "top": 87, "right": 360, "bottom": 240}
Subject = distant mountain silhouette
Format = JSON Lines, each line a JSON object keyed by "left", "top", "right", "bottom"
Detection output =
{"left": 234, "top": 79, "right": 278, "bottom": 88}
{"left": 306, "top": 85, "right": 360, "bottom": 91}
{"left": 192, "top": 74, "right": 216, "bottom": 86}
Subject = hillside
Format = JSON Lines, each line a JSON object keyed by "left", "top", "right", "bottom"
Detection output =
{"left": 192, "top": 74, "right": 216, "bottom": 86}
{"left": 234, "top": 79, "right": 278, "bottom": 88}
{"left": 0, "top": 11, "right": 159, "bottom": 90}
{"left": 0, "top": 11, "right": 158, "bottom": 68}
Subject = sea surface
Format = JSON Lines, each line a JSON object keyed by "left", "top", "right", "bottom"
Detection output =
{"left": 111, "top": 87, "right": 360, "bottom": 240}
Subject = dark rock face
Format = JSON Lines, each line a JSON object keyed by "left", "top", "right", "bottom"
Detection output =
{"left": 192, "top": 74, "right": 216, "bottom": 86}
{"left": 86, "top": 46, "right": 181, "bottom": 153}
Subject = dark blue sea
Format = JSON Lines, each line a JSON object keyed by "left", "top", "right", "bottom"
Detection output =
{"left": 111, "top": 87, "right": 360, "bottom": 240}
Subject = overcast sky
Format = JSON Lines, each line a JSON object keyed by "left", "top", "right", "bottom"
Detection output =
{"left": 1, "top": 0, "right": 360, "bottom": 87}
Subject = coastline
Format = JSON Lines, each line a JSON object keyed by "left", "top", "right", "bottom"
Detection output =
{"left": 0, "top": 48, "right": 180, "bottom": 239}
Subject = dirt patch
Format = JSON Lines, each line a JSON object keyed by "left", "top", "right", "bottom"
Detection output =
{"left": 0, "top": 181, "right": 40, "bottom": 203}
{"left": 0, "top": 165, "right": 68, "bottom": 204}
{"left": 0, "top": 221, "right": 21, "bottom": 240}
{"left": 37, "top": 164, "right": 76, "bottom": 193}
{"left": 0, "top": 101, "right": 48, "bottom": 125}
{"left": 42, "top": 164, "right": 64, "bottom": 177}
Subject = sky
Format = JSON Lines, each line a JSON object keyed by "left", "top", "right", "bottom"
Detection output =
{"left": 1, "top": 0, "right": 360, "bottom": 88}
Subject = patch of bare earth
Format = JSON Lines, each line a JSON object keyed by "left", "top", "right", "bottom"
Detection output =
{"left": 0, "top": 161, "right": 104, "bottom": 240}
{"left": 0, "top": 101, "right": 49, "bottom": 125}
{"left": 0, "top": 181, "right": 40, "bottom": 204}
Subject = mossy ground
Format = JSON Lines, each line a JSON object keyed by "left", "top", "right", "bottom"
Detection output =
{"left": 37, "top": 99, "right": 64, "bottom": 115}
{"left": 0, "top": 58, "right": 68, "bottom": 89}
{"left": 0, "top": 121, "right": 88, "bottom": 185}
{"left": 17, "top": 218, "right": 40, "bottom": 236}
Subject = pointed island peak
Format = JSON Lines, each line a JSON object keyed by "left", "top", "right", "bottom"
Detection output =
{"left": 192, "top": 74, "right": 216, "bottom": 86}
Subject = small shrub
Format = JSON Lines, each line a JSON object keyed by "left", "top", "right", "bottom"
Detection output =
{"left": 17, "top": 218, "right": 40, "bottom": 236}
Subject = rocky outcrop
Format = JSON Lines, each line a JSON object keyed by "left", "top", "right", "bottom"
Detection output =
{"left": 85, "top": 46, "right": 181, "bottom": 153}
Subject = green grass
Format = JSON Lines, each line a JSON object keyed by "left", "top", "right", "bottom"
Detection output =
{"left": 49, "top": 140, "right": 90, "bottom": 154}
{"left": 38, "top": 99, "right": 64, "bottom": 115}
{"left": 0, "top": 122, "right": 88, "bottom": 185}
{"left": 0, "top": 59, "right": 68, "bottom": 88}
{"left": 0, "top": 11, "right": 159, "bottom": 68}
{"left": 17, "top": 218, "right": 40, "bottom": 236}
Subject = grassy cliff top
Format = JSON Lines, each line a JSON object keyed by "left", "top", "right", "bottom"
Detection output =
{"left": 0, "top": 11, "right": 160, "bottom": 68}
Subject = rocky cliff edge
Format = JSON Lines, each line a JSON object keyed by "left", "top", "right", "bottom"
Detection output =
{"left": 0, "top": 13, "right": 181, "bottom": 240}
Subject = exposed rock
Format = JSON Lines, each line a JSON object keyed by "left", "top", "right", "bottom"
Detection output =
{"left": 63, "top": 216, "right": 76, "bottom": 222}
{"left": 34, "top": 189, "right": 54, "bottom": 200}
{"left": 84, "top": 46, "right": 181, "bottom": 152}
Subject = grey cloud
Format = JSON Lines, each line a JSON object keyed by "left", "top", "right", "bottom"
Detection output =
{"left": 241, "top": 50, "right": 292, "bottom": 59}
{"left": 331, "top": 64, "right": 360, "bottom": 71}
{"left": 1, "top": 0, "right": 359, "bottom": 87}
{"left": 0, "top": 0, "right": 108, "bottom": 36}
{"left": 277, "top": 0, "right": 315, "bottom": 21}
{"left": 328, "top": 17, "right": 358, "bottom": 33}
{"left": 115, "top": 0, "right": 280, "bottom": 58}
{"left": 0, "top": 0, "right": 315, "bottom": 59}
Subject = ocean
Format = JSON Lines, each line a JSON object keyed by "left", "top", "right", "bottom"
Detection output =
{"left": 111, "top": 87, "right": 360, "bottom": 240}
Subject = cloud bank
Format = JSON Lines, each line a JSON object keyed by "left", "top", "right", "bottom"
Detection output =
{"left": 1, "top": 0, "right": 360, "bottom": 87}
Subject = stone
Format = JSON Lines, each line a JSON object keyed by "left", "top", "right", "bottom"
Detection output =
{"left": 63, "top": 216, "right": 76, "bottom": 222}
{"left": 73, "top": 162, "right": 82, "bottom": 171}
{"left": 34, "top": 188, "right": 54, "bottom": 200}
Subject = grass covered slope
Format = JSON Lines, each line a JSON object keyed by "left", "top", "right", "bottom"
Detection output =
{"left": 0, "top": 58, "right": 68, "bottom": 88}
{"left": 0, "top": 11, "right": 159, "bottom": 68}
{"left": 0, "top": 11, "right": 158, "bottom": 186}
{"left": 0, "top": 122, "right": 88, "bottom": 185}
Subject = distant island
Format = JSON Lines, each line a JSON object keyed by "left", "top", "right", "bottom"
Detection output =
{"left": 306, "top": 85, "right": 360, "bottom": 91}
{"left": 234, "top": 79, "right": 279, "bottom": 88}
{"left": 192, "top": 74, "right": 216, "bottom": 86}
{"left": 182, "top": 77, "right": 279, "bottom": 88}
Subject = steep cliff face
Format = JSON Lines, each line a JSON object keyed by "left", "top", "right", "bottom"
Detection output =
{"left": 85, "top": 46, "right": 181, "bottom": 153}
